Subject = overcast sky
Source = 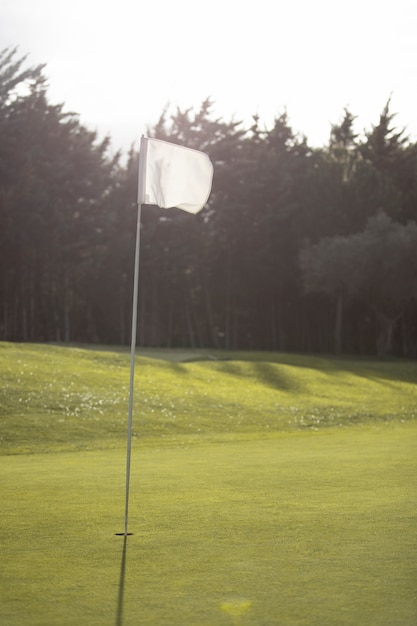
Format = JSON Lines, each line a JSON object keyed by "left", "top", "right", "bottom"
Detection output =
{"left": 1, "top": 0, "right": 416, "bottom": 155}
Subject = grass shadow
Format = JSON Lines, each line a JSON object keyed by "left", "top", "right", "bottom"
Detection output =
{"left": 46, "top": 343, "right": 417, "bottom": 385}
{"left": 215, "top": 360, "right": 303, "bottom": 392}
{"left": 115, "top": 536, "right": 128, "bottom": 626}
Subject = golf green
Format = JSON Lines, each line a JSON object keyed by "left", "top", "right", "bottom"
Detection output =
{"left": 1, "top": 423, "right": 416, "bottom": 625}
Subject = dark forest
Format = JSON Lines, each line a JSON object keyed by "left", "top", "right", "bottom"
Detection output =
{"left": 1, "top": 48, "right": 417, "bottom": 357}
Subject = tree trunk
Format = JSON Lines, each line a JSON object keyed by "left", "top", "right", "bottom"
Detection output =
{"left": 202, "top": 270, "right": 220, "bottom": 349}
{"left": 185, "top": 300, "right": 196, "bottom": 348}
{"left": 375, "top": 311, "right": 400, "bottom": 357}
{"left": 334, "top": 293, "right": 343, "bottom": 354}
{"left": 63, "top": 270, "right": 71, "bottom": 343}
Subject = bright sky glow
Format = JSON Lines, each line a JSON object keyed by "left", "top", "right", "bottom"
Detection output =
{"left": 1, "top": 0, "right": 417, "bottom": 154}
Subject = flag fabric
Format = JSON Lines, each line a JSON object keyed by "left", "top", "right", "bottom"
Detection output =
{"left": 139, "top": 137, "right": 213, "bottom": 214}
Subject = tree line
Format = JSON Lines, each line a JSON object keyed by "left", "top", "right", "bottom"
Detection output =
{"left": 1, "top": 47, "right": 417, "bottom": 357}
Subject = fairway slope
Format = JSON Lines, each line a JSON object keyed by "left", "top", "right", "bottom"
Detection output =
{"left": 1, "top": 342, "right": 416, "bottom": 454}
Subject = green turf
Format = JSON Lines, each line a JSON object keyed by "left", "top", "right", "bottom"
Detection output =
{"left": 1, "top": 427, "right": 416, "bottom": 625}
{"left": 1, "top": 343, "right": 416, "bottom": 625}
{"left": 1, "top": 342, "right": 416, "bottom": 454}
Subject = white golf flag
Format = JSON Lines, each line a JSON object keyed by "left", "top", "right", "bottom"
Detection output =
{"left": 138, "top": 137, "right": 213, "bottom": 214}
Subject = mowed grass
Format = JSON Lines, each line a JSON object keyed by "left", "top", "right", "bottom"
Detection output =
{"left": 1, "top": 342, "right": 417, "bottom": 625}
{"left": 1, "top": 342, "right": 416, "bottom": 454}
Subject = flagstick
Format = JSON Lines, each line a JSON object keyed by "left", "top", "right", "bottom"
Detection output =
{"left": 121, "top": 137, "right": 147, "bottom": 537}
{"left": 122, "top": 202, "right": 142, "bottom": 536}
{"left": 118, "top": 136, "right": 212, "bottom": 537}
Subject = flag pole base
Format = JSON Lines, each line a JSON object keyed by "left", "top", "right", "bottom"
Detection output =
{"left": 114, "top": 533, "right": 133, "bottom": 536}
